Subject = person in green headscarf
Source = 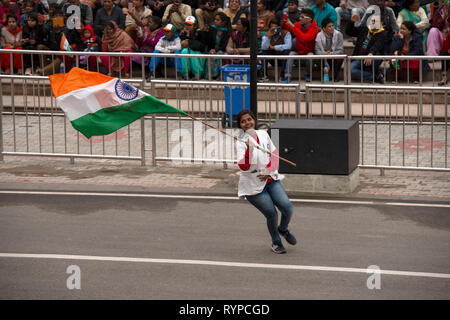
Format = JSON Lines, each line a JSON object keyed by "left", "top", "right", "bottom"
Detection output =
{"left": 199, "top": 11, "right": 232, "bottom": 79}
{"left": 397, "top": 0, "right": 431, "bottom": 50}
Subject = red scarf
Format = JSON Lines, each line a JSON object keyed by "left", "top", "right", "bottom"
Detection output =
{"left": 7, "top": 26, "right": 22, "bottom": 35}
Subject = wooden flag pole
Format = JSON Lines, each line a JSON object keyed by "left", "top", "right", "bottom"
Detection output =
{"left": 185, "top": 114, "right": 297, "bottom": 167}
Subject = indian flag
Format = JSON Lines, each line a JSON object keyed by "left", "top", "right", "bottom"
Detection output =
{"left": 60, "top": 33, "right": 73, "bottom": 58}
{"left": 49, "top": 67, "right": 188, "bottom": 138}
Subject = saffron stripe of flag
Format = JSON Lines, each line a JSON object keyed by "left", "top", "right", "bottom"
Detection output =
{"left": 49, "top": 67, "right": 188, "bottom": 138}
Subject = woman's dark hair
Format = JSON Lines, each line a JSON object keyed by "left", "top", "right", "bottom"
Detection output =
{"left": 402, "top": 20, "right": 416, "bottom": 32}
{"left": 239, "top": 17, "right": 250, "bottom": 30}
{"left": 237, "top": 109, "right": 257, "bottom": 129}
{"left": 149, "top": 15, "right": 162, "bottom": 28}
{"left": 215, "top": 11, "right": 232, "bottom": 41}
{"left": 216, "top": 11, "right": 232, "bottom": 29}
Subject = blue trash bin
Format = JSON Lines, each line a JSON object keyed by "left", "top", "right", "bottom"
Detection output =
{"left": 221, "top": 64, "right": 251, "bottom": 127}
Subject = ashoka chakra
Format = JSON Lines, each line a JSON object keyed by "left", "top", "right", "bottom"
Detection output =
{"left": 115, "top": 79, "right": 139, "bottom": 101}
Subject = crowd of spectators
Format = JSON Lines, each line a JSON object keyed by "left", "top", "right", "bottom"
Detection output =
{"left": 0, "top": 0, "right": 449, "bottom": 84}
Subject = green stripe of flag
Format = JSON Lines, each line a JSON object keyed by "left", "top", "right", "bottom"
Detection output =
{"left": 71, "top": 95, "right": 188, "bottom": 138}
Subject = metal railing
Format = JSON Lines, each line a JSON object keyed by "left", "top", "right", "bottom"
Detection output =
{"left": 1, "top": 49, "right": 449, "bottom": 172}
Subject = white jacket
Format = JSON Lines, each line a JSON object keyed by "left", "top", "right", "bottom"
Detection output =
{"left": 236, "top": 129, "right": 284, "bottom": 197}
{"left": 155, "top": 34, "right": 181, "bottom": 53}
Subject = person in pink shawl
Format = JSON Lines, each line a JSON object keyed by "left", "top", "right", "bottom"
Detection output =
{"left": 100, "top": 21, "right": 136, "bottom": 77}
{"left": 132, "top": 15, "right": 164, "bottom": 67}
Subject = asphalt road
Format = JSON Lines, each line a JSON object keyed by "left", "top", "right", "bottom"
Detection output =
{"left": 0, "top": 192, "right": 449, "bottom": 300}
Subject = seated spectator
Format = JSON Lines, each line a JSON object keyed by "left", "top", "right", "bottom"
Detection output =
{"left": 179, "top": 15, "right": 207, "bottom": 79}
{"left": 335, "top": 0, "right": 368, "bottom": 33}
{"left": 0, "top": 14, "right": 22, "bottom": 74}
{"left": 199, "top": 11, "right": 231, "bottom": 78}
{"left": 63, "top": 0, "right": 94, "bottom": 28}
{"left": 124, "top": 0, "right": 152, "bottom": 40}
{"left": 390, "top": 20, "right": 429, "bottom": 83}
{"left": 347, "top": 13, "right": 390, "bottom": 83}
{"left": 148, "top": 23, "right": 182, "bottom": 79}
{"left": 223, "top": 0, "right": 250, "bottom": 12}
{"left": 282, "top": 0, "right": 301, "bottom": 24}
{"left": 261, "top": 18, "right": 291, "bottom": 81}
{"left": 22, "top": 13, "right": 45, "bottom": 75}
{"left": 20, "top": 0, "right": 37, "bottom": 27}
{"left": 359, "top": 0, "right": 398, "bottom": 53}
{"left": 360, "top": 0, "right": 398, "bottom": 33}
{"left": 162, "top": 0, "right": 192, "bottom": 31}
{"left": 283, "top": 0, "right": 302, "bottom": 49}
{"left": 39, "top": 9, "right": 76, "bottom": 75}
{"left": 252, "top": 0, "right": 275, "bottom": 31}
{"left": 81, "top": 24, "right": 99, "bottom": 52}
{"left": 427, "top": 0, "right": 449, "bottom": 57}
{"left": 281, "top": 7, "right": 318, "bottom": 83}
{"left": 94, "top": 0, "right": 126, "bottom": 38}
{"left": 256, "top": 17, "right": 266, "bottom": 54}
{"left": 196, "top": 0, "right": 223, "bottom": 31}
{"left": 397, "top": 0, "right": 430, "bottom": 34}
{"left": 148, "top": 0, "right": 167, "bottom": 19}
{"left": 77, "top": 23, "right": 100, "bottom": 69}
{"left": 315, "top": 17, "right": 344, "bottom": 81}
{"left": 225, "top": 16, "right": 250, "bottom": 64}
{"left": 310, "top": 0, "right": 337, "bottom": 31}
{"left": 223, "top": 0, "right": 247, "bottom": 30}
{"left": 100, "top": 21, "right": 136, "bottom": 77}
{"left": 439, "top": 26, "right": 449, "bottom": 85}
{"left": 132, "top": 15, "right": 164, "bottom": 68}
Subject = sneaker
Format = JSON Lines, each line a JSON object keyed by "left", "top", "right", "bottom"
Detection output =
{"left": 278, "top": 227, "right": 297, "bottom": 245}
{"left": 258, "top": 76, "right": 268, "bottom": 82}
{"left": 25, "top": 68, "right": 32, "bottom": 76}
{"left": 281, "top": 77, "right": 291, "bottom": 84}
{"left": 271, "top": 242, "right": 287, "bottom": 254}
{"left": 146, "top": 71, "right": 154, "bottom": 81}
{"left": 375, "top": 72, "right": 385, "bottom": 84}
{"left": 177, "top": 72, "right": 185, "bottom": 80}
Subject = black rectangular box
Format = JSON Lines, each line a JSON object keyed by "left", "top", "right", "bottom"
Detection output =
{"left": 271, "top": 119, "right": 359, "bottom": 175}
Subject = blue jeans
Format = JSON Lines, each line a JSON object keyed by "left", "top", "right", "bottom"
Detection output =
{"left": 351, "top": 59, "right": 382, "bottom": 82}
{"left": 284, "top": 51, "right": 314, "bottom": 79}
{"left": 246, "top": 180, "right": 294, "bottom": 245}
{"left": 149, "top": 50, "right": 182, "bottom": 73}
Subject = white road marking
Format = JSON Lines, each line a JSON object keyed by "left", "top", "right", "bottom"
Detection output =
{"left": 0, "top": 252, "right": 449, "bottom": 279}
{"left": 0, "top": 190, "right": 449, "bottom": 208}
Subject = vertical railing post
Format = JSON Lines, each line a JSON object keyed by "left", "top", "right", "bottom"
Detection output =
{"left": 0, "top": 78, "right": 3, "bottom": 162}
{"left": 344, "top": 56, "right": 351, "bottom": 120}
